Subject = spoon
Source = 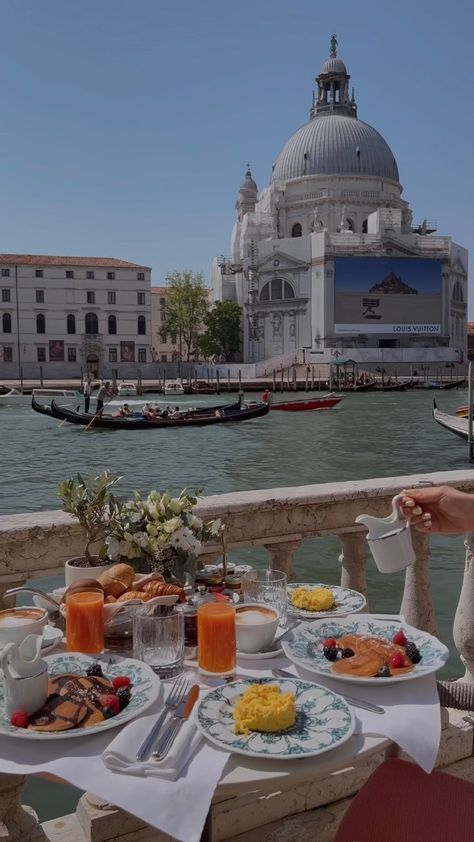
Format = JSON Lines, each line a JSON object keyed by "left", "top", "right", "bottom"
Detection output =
{"left": 4, "top": 587, "right": 61, "bottom": 611}
{"left": 260, "top": 620, "right": 299, "bottom": 653}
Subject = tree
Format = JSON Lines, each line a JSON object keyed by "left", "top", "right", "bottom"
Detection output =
{"left": 160, "top": 271, "right": 209, "bottom": 362}
{"left": 198, "top": 301, "right": 242, "bottom": 362}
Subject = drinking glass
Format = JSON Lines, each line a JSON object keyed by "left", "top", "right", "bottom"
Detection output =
{"left": 133, "top": 604, "right": 184, "bottom": 679}
{"left": 242, "top": 568, "right": 288, "bottom": 627}
{"left": 197, "top": 602, "right": 236, "bottom": 679}
{"left": 66, "top": 586, "right": 104, "bottom": 654}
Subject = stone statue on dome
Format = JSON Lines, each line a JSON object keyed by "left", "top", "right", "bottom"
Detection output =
{"left": 330, "top": 34, "right": 338, "bottom": 57}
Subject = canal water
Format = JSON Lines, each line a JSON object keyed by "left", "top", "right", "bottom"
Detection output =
{"left": 0, "top": 388, "right": 471, "bottom": 819}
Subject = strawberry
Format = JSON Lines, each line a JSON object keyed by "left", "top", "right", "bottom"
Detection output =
{"left": 10, "top": 710, "right": 30, "bottom": 728}
{"left": 100, "top": 694, "right": 120, "bottom": 714}
{"left": 112, "top": 675, "right": 131, "bottom": 690}
{"left": 390, "top": 652, "right": 406, "bottom": 670}
{"left": 392, "top": 630, "right": 407, "bottom": 647}
{"left": 323, "top": 638, "right": 337, "bottom": 649}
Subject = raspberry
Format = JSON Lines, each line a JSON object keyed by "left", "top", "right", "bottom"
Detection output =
{"left": 392, "top": 630, "right": 407, "bottom": 647}
{"left": 86, "top": 662, "right": 104, "bottom": 678}
{"left": 323, "top": 646, "right": 338, "bottom": 661}
{"left": 112, "top": 675, "right": 131, "bottom": 690}
{"left": 377, "top": 665, "right": 391, "bottom": 678}
{"left": 100, "top": 694, "right": 120, "bottom": 714}
{"left": 116, "top": 687, "right": 131, "bottom": 710}
{"left": 340, "top": 648, "right": 355, "bottom": 659}
{"left": 390, "top": 652, "right": 406, "bottom": 669}
{"left": 406, "top": 642, "right": 422, "bottom": 664}
{"left": 323, "top": 638, "right": 337, "bottom": 649}
{"left": 10, "top": 710, "right": 30, "bottom": 728}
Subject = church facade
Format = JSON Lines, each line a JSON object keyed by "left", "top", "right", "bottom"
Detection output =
{"left": 210, "top": 39, "right": 468, "bottom": 368}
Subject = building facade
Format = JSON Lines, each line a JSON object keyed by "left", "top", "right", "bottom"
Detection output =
{"left": 0, "top": 254, "right": 152, "bottom": 379}
{"left": 150, "top": 287, "right": 180, "bottom": 363}
{"left": 211, "top": 39, "right": 468, "bottom": 368}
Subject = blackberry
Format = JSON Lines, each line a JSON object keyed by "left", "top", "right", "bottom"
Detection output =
{"left": 102, "top": 706, "right": 117, "bottom": 719}
{"left": 377, "top": 664, "right": 391, "bottom": 678}
{"left": 116, "top": 687, "right": 131, "bottom": 710}
{"left": 86, "top": 662, "right": 104, "bottom": 678}
{"left": 406, "top": 642, "right": 422, "bottom": 664}
{"left": 340, "top": 648, "right": 355, "bottom": 659}
{"left": 323, "top": 646, "right": 338, "bottom": 661}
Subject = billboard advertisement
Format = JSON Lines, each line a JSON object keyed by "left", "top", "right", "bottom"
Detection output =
{"left": 334, "top": 257, "right": 442, "bottom": 335}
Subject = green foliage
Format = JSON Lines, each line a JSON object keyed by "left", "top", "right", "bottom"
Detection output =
{"left": 56, "top": 471, "right": 121, "bottom": 562}
{"left": 197, "top": 301, "right": 242, "bottom": 362}
{"left": 160, "top": 271, "right": 209, "bottom": 361}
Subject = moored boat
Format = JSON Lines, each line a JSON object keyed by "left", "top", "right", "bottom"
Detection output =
{"left": 0, "top": 388, "right": 80, "bottom": 407}
{"left": 164, "top": 379, "right": 185, "bottom": 396}
{"left": 270, "top": 395, "right": 342, "bottom": 412}
{"left": 117, "top": 381, "right": 138, "bottom": 397}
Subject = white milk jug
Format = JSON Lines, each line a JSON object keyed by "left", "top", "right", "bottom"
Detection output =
{"left": 355, "top": 494, "right": 416, "bottom": 574}
{"left": 0, "top": 634, "right": 48, "bottom": 717}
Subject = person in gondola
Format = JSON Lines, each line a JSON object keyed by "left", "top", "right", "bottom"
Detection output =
{"left": 83, "top": 378, "right": 92, "bottom": 414}
{"left": 119, "top": 403, "right": 133, "bottom": 417}
{"left": 261, "top": 388, "right": 270, "bottom": 403}
{"left": 142, "top": 403, "right": 156, "bottom": 420}
{"left": 96, "top": 381, "right": 112, "bottom": 415}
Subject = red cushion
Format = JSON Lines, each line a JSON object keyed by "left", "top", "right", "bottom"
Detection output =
{"left": 334, "top": 759, "right": 474, "bottom": 842}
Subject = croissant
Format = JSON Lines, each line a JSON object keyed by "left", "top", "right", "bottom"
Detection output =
{"left": 116, "top": 589, "right": 150, "bottom": 603}
{"left": 143, "top": 581, "right": 186, "bottom": 602}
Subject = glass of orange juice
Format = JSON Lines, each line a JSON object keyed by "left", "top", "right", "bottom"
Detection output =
{"left": 66, "top": 587, "right": 104, "bottom": 654}
{"left": 197, "top": 602, "right": 236, "bottom": 679}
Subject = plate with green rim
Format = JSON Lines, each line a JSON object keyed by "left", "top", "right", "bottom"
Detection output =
{"left": 287, "top": 583, "right": 366, "bottom": 619}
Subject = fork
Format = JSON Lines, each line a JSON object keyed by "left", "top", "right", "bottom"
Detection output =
{"left": 135, "top": 675, "right": 190, "bottom": 761}
{"left": 272, "top": 668, "right": 385, "bottom": 714}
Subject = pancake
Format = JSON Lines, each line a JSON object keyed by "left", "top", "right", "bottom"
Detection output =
{"left": 332, "top": 634, "right": 414, "bottom": 677}
{"left": 28, "top": 696, "right": 88, "bottom": 732}
{"left": 49, "top": 674, "right": 113, "bottom": 727}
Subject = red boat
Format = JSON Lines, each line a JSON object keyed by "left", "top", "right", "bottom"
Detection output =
{"left": 270, "top": 395, "right": 342, "bottom": 412}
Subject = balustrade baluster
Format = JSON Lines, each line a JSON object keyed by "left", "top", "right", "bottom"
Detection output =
{"left": 263, "top": 539, "right": 302, "bottom": 581}
{"left": 0, "top": 773, "right": 45, "bottom": 841}
{"left": 452, "top": 532, "right": 474, "bottom": 684}
{"left": 400, "top": 531, "right": 437, "bottom": 636}
{"left": 339, "top": 533, "right": 368, "bottom": 603}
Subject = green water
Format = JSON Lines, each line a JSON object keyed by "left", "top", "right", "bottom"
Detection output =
{"left": 1, "top": 389, "right": 471, "bottom": 820}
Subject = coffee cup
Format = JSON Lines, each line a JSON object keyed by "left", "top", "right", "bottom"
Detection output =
{"left": 0, "top": 607, "right": 48, "bottom": 648}
{"left": 235, "top": 603, "right": 280, "bottom": 654}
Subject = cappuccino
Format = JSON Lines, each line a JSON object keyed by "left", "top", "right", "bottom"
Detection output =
{"left": 0, "top": 609, "right": 45, "bottom": 628}
{"left": 236, "top": 606, "right": 278, "bottom": 625}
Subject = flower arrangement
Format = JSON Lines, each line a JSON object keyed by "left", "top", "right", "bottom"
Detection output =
{"left": 105, "top": 489, "right": 222, "bottom": 583}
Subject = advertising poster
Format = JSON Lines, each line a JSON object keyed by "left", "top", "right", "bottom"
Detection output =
{"left": 121, "top": 341, "right": 135, "bottom": 362}
{"left": 49, "top": 340, "right": 65, "bottom": 361}
{"left": 334, "top": 257, "right": 442, "bottom": 335}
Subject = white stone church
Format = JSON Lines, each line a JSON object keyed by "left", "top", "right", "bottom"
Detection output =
{"left": 210, "top": 38, "right": 468, "bottom": 369}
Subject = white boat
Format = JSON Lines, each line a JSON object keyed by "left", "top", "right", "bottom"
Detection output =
{"left": 0, "top": 388, "right": 79, "bottom": 407}
{"left": 432, "top": 399, "right": 469, "bottom": 441}
{"left": 164, "top": 379, "right": 185, "bottom": 396}
{"left": 117, "top": 381, "right": 138, "bottom": 397}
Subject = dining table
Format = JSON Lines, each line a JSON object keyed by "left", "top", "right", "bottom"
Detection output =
{"left": 0, "top": 613, "right": 442, "bottom": 842}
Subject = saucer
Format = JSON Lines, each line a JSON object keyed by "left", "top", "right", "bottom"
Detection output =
{"left": 41, "top": 626, "right": 63, "bottom": 653}
{"left": 237, "top": 642, "right": 284, "bottom": 661}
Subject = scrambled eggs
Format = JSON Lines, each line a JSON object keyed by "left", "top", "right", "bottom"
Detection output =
{"left": 233, "top": 684, "right": 296, "bottom": 736}
{"left": 290, "top": 586, "right": 335, "bottom": 612}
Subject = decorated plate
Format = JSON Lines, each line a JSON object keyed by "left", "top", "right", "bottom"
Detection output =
{"left": 0, "top": 653, "right": 160, "bottom": 740}
{"left": 287, "top": 583, "right": 366, "bottom": 619}
{"left": 196, "top": 676, "right": 354, "bottom": 759}
{"left": 282, "top": 617, "right": 449, "bottom": 685}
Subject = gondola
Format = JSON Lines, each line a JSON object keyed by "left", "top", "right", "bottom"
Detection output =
{"left": 39, "top": 398, "right": 269, "bottom": 429}
{"left": 376, "top": 382, "right": 412, "bottom": 392}
{"left": 270, "top": 395, "right": 342, "bottom": 412}
{"left": 432, "top": 399, "right": 469, "bottom": 441}
{"left": 338, "top": 382, "right": 377, "bottom": 392}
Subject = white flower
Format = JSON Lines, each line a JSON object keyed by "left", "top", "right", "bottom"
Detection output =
{"left": 187, "top": 514, "right": 203, "bottom": 531}
{"left": 163, "top": 516, "right": 182, "bottom": 534}
{"left": 106, "top": 536, "right": 122, "bottom": 560}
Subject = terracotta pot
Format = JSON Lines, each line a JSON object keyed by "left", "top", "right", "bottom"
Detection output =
{"left": 64, "top": 557, "right": 116, "bottom": 587}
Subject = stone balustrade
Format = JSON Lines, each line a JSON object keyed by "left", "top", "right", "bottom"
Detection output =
{"left": 0, "top": 468, "right": 474, "bottom": 841}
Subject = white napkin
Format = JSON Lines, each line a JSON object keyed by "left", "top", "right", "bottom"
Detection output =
{"left": 103, "top": 706, "right": 202, "bottom": 779}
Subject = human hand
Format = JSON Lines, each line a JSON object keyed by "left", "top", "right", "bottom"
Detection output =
{"left": 400, "top": 485, "right": 474, "bottom": 534}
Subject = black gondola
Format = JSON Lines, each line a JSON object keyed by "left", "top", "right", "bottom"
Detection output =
{"left": 33, "top": 397, "right": 269, "bottom": 428}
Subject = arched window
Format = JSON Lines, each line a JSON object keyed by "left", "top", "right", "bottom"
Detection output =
{"left": 67, "top": 314, "right": 76, "bottom": 334}
{"left": 85, "top": 312, "right": 98, "bottom": 335}
{"left": 346, "top": 218, "right": 354, "bottom": 231}
{"left": 452, "top": 281, "right": 463, "bottom": 303}
{"left": 259, "top": 279, "right": 296, "bottom": 302}
{"left": 108, "top": 315, "right": 117, "bottom": 334}
{"left": 362, "top": 218, "right": 368, "bottom": 234}
{"left": 2, "top": 313, "right": 11, "bottom": 333}
{"left": 138, "top": 315, "right": 146, "bottom": 335}
{"left": 36, "top": 314, "right": 45, "bottom": 334}
{"left": 291, "top": 222, "right": 302, "bottom": 238}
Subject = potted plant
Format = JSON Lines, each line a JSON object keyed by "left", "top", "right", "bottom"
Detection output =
{"left": 56, "top": 471, "right": 122, "bottom": 586}
{"left": 105, "top": 488, "right": 222, "bottom": 585}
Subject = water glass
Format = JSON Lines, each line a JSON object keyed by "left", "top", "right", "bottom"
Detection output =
{"left": 133, "top": 604, "right": 184, "bottom": 679}
{"left": 242, "top": 568, "right": 288, "bottom": 627}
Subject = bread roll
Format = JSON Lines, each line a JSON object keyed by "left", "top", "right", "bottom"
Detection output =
{"left": 116, "top": 589, "right": 149, "bottom": 603}
{"left": 104, "top": 595, "right": 117, "bottom": 604}
{"left": 143, "top": 581, "right": 186, "bottom": 602}
{"left": 98, "top": 563, "right": 135, "bottom": 597}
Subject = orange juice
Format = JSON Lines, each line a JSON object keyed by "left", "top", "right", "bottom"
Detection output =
{"left": 66, "top": 589, "right": 104, "bottom": 654}
{"left": 198, "top": 603, "right": 236, "bottom": 676}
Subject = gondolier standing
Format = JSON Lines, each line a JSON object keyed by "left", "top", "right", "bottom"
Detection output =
{"left": 96, "top": 381, "right": 112, "bottom": 416}
{"left": 83, "top": 378, "right": 92, "bottom": 414}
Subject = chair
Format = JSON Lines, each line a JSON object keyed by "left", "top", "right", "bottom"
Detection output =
{"left": 333, "top": 758, "right": 474, "bottom": 842}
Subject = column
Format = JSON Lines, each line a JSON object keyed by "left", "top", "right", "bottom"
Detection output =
{"left": 400, "top": 531, "right": 437, "bottom": 636}
{"left": 453, "top": 532, "right": 474, "bottom": 684}
{"left": 338, "top": 533, "right": 368, "bottom": 602}
{"left": 263, "top": 540, "right": 302, "bottom": 581}
{"left": 0, "top": 773, "right": 46, "bottom": 841}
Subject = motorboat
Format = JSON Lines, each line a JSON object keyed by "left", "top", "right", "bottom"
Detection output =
{"left": 0, "top": 388, "right": 79, "bottom": 407}
{"left": 164, "top": 379, "right": 185, "bottom": 396}
{"left": 270, "top": 394, "right": 342, "bottom": 412}
{"left": 432, "top": 399, "right": 469, "bottom": 441}
{"left": 117, "top": 382, "right": 138, "bottom": 397}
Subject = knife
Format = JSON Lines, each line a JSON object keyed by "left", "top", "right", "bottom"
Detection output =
{"left": 153, "top": 684, "right": 200, "bottom": 760}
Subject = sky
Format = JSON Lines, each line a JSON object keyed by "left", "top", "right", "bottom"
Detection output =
{"left": 0, "top": 1, "right": 473, "bottom": 310}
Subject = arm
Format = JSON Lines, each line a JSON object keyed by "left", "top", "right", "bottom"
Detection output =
{"left": 400, "top": 486, "right": 474, "bottom": 534}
